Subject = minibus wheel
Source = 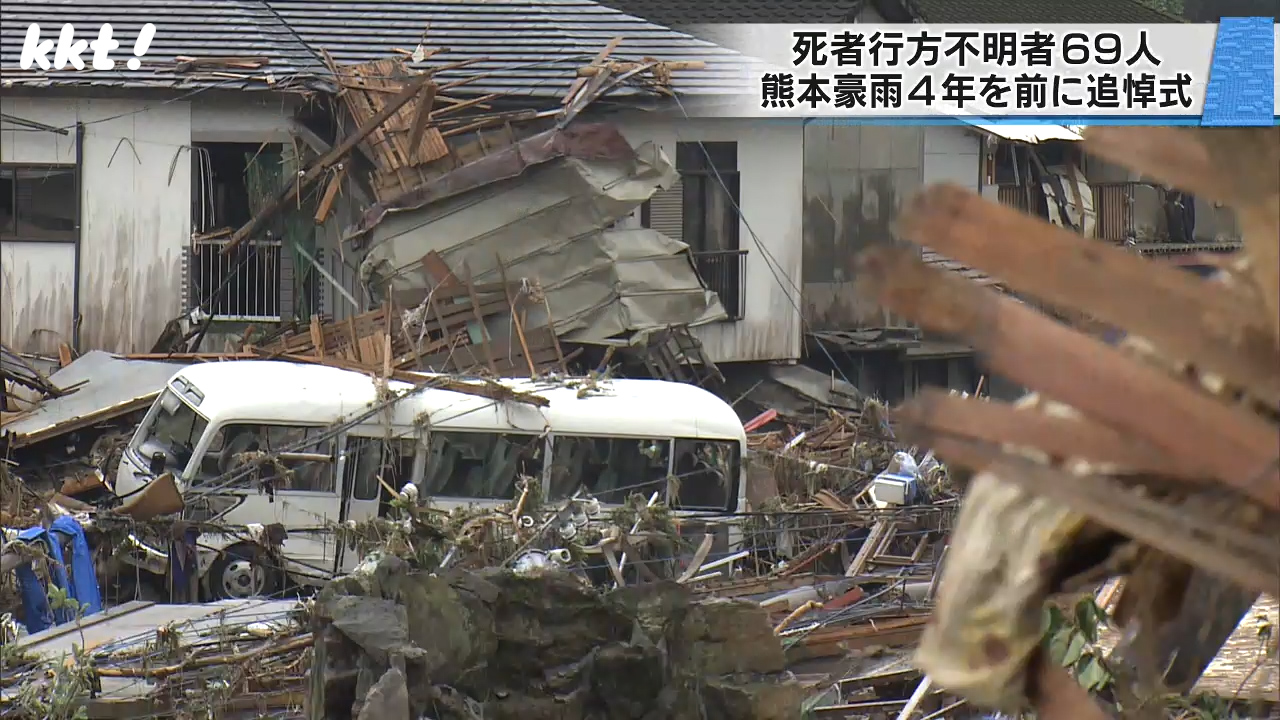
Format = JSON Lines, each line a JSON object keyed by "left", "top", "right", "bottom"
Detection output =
{"left": 208, "top": 545, "right": 282, "bottom": 600}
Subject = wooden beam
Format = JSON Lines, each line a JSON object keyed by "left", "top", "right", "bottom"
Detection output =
{"left": 225, "top": 72, "right": 432, "bottom": 253}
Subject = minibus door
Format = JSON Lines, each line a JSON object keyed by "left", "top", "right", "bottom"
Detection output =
{"left": 335, "top": 436, "right": 386, "bottom": 575}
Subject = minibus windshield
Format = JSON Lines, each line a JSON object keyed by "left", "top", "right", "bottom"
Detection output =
{"left": 130, "top": 388, "right": 210, "bottom": 475}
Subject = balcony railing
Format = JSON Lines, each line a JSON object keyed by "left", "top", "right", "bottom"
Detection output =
{"left": 692, "top": 249, "right": 747, "bottom": 321}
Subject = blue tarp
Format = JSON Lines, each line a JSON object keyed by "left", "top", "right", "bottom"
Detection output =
{"left": 8, "top": 517, "right": 102, "bottom": 633}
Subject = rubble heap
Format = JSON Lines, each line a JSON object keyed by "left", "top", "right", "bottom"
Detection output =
{"left": 310, "top": 556, "right": 803, "bottom": 720}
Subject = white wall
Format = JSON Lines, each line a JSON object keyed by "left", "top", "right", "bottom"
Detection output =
{"left": 923, "top": 126, "right": 982, "bottom": 189}
{"left": 1, "top": 95, "right": 296, "bottom": 355}
{"left": 611, "top": 115, "right": 805, "bottom": 364}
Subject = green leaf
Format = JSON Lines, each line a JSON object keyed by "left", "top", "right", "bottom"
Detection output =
{"left": 1047, "top": 626, "right": 1076, "bottom": 666}
{"left": 1076, "top": 655, "right": 1112, "bottom": 691}
{"left": 1042, "top": 604, "right": 1066, "bottom": 635}
{"left": 1062, "top": 631, "right": 1087, "bottom": 666}
{"left": 1074, "top": 597, "right": 1101, "bottom": 643}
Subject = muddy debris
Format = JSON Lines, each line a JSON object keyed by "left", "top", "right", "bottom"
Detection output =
{"left": 310, "top": 555, "right": 803, "bottom": 720}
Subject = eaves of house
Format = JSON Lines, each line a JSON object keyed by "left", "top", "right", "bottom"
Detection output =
{"left": 0, "top": 0, "right": 751, "bottom": 98}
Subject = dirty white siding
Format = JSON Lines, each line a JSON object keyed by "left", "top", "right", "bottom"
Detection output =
{"left": 923, "top": 126, "right": 981, "bottom": 190}
{"left": 612, "top": 115, "right": 804, "bottom": 364}
{"left": 1, "top": 95, "right": 295, "bottom": 355}
{"left": 802, "top": 123, "right": 923, "bottom": 330}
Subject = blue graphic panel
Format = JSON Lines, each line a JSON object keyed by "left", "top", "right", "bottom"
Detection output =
{"left": 1201, "top": 17, "right": 1276, "bottom": 127}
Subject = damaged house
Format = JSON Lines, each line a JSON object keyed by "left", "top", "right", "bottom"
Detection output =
{"left": 3, "top": 0, "right": 1244, "bottom": 408}
{"left": 1, "top": 0, "right": 804, "bottom": 372}
{"left": 597, "top": 0, "right": 1246, "bottom": 402}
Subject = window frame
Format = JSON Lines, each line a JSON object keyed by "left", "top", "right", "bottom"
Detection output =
{"left": 0, "top": 163, "right": 80, "bottom": 244}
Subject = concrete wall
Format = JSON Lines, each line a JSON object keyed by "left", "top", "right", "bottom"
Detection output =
{"left": 1, "top": 94, "right": 297, "bottom": 355}
{"left": 612, "top": 114, "right": 804, "bottom": 364}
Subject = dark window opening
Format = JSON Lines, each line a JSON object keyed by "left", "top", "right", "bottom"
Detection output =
{"left": 0, "top": 165, "right": 77, "bottom": 243}
{"left": 675, "top": 141, "right": 746, "bottom": 320}
{"left": 910, "top": 359, "right": 949, "bottom": 394}
{"left": 548, "top": 436, "right": 670, "bottom": 504}
{"left": 671, "top": 438, "right": 739, "bottom": 512}
{"left": 189, "top": 142, "right": 285, "bottom": 320}
{"left": 420, "top": 432, "right": 544, "bottom": 500}
{"left": 347, "top": 437, "right": 416, "bottom": 503}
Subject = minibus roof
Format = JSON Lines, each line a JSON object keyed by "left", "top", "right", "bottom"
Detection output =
{"left": 165, "top": 361, "right": 746, "bottom": 441}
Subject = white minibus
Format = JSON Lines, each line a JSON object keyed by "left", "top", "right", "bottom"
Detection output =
{"left": 114, "top": 361, "right": 748, "bottom": 599}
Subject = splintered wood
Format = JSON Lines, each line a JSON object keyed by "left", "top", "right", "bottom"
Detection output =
{"left": 867, "top": 126, "right": 1280, "bottom": 717}
{"left": 331, "top": 58, "right": 452, "bottom": 203}
{"left": 254, "top": 276, "right": 567, "bottom": 379}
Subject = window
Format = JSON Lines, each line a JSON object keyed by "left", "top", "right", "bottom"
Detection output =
{"left": 671, "top": 439, "right": 740, "bottom": 511}
{"left": 680, "top": 143, "right": 745, "bottom": 320}
{"left": 0, "top": 165, "right": 77, "bottom": 243}
{"left": 187, "top": 142, "right": 290, "bottom": 321}
{"left": 640, "top": 142, "right": 746, "bottom": 320}
{"left": 346, "top": 436, "right": 417, "bottom": 501}
{"left": 131, "top": 389, "right": 210, "bottom": 476}
{"left": 196, "top": 423, "right": 337, "bottom": 493}
{"left": 420, "top": 432, "right": 544, "bottom": 500}
{"left": 547, "top": 436, "right": 670, "bottom": 504}
{"left": 676, "top": 142, "right": 740, "bottom": 254}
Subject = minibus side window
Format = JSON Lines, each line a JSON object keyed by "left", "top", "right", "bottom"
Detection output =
{"left": 671, "top": 439, "right": 739, "bottom": 511}
{"left": 420, "top": 432, "right": 543, "bottom": 500}
{"left": 195, "top": 423, "right": 336, "bottom": 493}
{"left": 547, "top": 437, "right": 670, "bottom": 504}
{"left": 347, "top": 437, "right": 415, "bottom": 501}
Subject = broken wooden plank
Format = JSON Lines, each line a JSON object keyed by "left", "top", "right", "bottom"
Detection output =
{"left": 406, "top": 81, "right": 439, "bottom": 163}
{"left": 1086, "top": 127, "right": 1280, "bottom": 347}
{"left": 313, "top": 164, "right": 347, "bottom": 224}
{"left": 563, "top": 37, "right": 622, "bottom": 106}
{"left": 495, "top": 253, "right": 536, "bottom": 377}
{"left": 226, "top": 71, "right": 432, "bottom": 252}
{"left": 855, "top": 244, "right": 1280, "bottom": 510}
{"left": 463, "top": 264, "right": 498, "bottom": 374}
{"left": 896, "top": 184, "right": 1280, "bottom": 406}
{"left": 893, "top": 388, "right": 1199, "bottom": 479}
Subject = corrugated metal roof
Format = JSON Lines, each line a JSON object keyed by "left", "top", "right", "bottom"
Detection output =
{"left": 0, "top": 0, "right": 332, "bottom": 91}
{"left": 969, "top": 124, "right": 1084, "bottom": 144}
{"left": 267, "top": 0, "right": 752, "bottom": 97}
{"left": 1, "top": 0, "right": 753, "bottom": 98}
{"left": 922, "top": 247, "right": 998, "bottom": 287}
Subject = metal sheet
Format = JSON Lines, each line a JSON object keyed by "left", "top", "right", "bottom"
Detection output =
{"left": 12, "top": 598, "right": 300, "bottom": 659}
{"left": 359, "top": 130, "right": 728, "bottom": 341}
{"left": 969, "top": 124, "right": 1084, "bottom": 144}
{"left": 0, "top": 351, "right": 190, "bottom": 446}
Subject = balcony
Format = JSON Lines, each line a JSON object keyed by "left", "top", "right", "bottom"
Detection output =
{"left": 691, "top": 249, "right": 747, "bottom": 321}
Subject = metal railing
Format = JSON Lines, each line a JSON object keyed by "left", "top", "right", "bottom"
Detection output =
{"left": 692, "top": 249, "right": 747, "bottom": 321}
{"left": 188, "top": 238, "right": 283, "bottom": 321}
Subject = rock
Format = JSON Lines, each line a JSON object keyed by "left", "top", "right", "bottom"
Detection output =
{"left": 307, "top": 557, "right": 801, "bottom": 720}
{"left": 355, "top": 666, "right": 409, "bottom": 720}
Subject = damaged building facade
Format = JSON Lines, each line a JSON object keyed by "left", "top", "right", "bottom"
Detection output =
{"left": 0, "top": 0, "right": 803, "bottom": 371}
{"left": 2, "top": 0, "right": 1245, "bottom": 405}
{"left": 598, "top": 0, "right": 1248, "bottom": 402}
